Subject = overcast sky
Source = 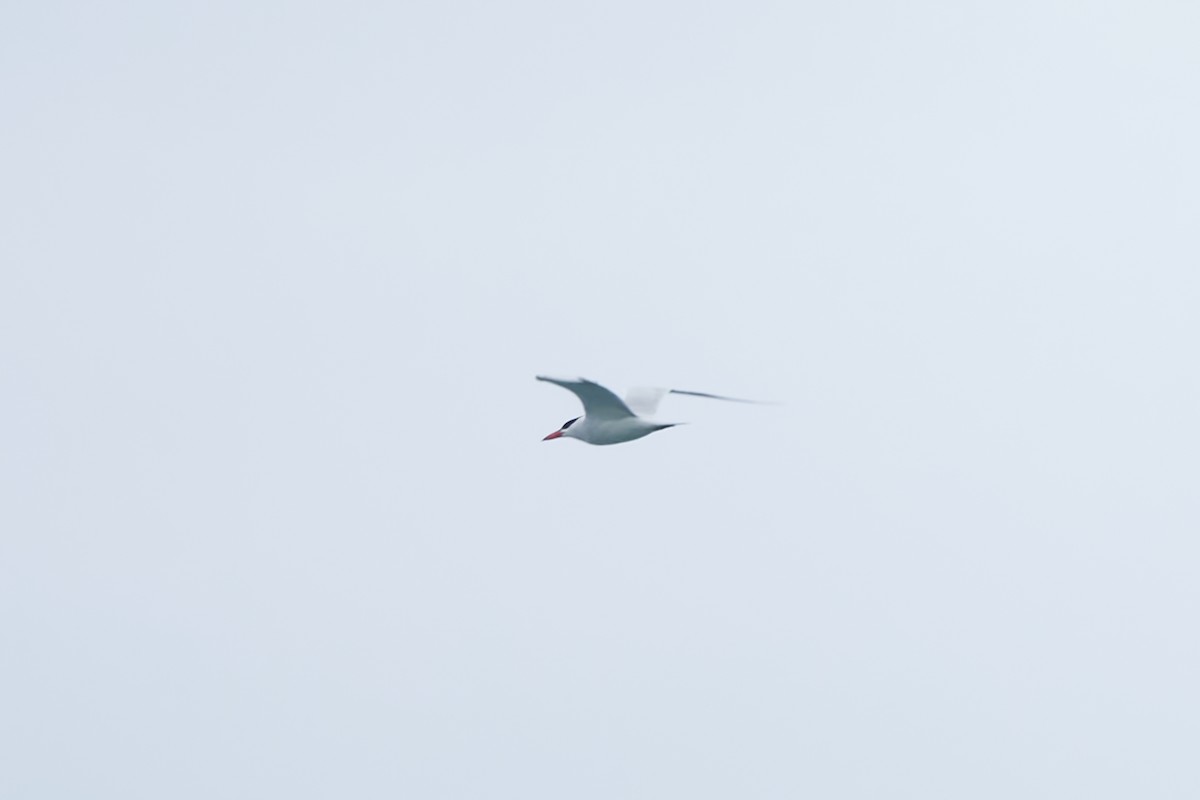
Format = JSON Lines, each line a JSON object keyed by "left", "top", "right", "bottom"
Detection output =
{"left": 3, "top": 1, "right": 1198, "bottom": 797}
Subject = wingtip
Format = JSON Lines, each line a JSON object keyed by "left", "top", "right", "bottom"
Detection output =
{"left": 668, "top": 389, "right": 778, "bottom": 405}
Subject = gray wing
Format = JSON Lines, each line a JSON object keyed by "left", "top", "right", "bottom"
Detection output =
{"left": 536, "top": 375, "right": 636, "bottom": 420}
{"left": 625, "top": 386, "right": 767, "bottom": 416}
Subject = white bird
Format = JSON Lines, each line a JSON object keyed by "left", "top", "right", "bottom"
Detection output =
{"left": 537, "top": 375, "right": 764, "bottom": 445}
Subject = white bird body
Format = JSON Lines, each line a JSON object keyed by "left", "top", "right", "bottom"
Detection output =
{"left": 560, "top": 414, "right": 673, "bottom": 445}
{"left": 537, "top": 375, "right": 762, "bottom": 446}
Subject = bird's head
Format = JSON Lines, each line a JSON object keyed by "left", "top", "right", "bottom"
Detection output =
{"left": 542, "top": 416, "right": 582, "bottom": 441}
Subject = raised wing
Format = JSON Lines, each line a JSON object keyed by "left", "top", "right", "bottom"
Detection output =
{"left": 625, "top": 386, "right": 766, "bottom": 416}
{"left": 536, "top": 375, "right": 636, "bottom": 421}
{"left": 624, "top": 386, "right": 671, "bottom": 417}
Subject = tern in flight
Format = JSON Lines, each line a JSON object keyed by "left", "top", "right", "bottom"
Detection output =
{"left": 537, "top": 375, "right": 765, "bottom": 445}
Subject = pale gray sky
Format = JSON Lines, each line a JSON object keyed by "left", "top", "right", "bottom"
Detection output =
{"left": 3, "top": 1, "right": 1198, "bottom": 797}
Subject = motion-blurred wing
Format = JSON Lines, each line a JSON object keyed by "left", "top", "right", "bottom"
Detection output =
{"left": 626, "top": 385, "right": 767, "bottom": 416}
{"left": 536, "top": 375, "right": 636, "bottom": 421}
{"left": 624, "top": 386, "right": 671, "bottom": 417}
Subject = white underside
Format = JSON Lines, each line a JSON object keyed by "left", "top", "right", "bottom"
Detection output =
{"left": 567, "top": 416, "right": 674, "bottom": 445}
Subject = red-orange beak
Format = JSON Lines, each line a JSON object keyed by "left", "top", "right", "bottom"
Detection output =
{"left": 543, "top": 429, "right": 563, "bottom": 441}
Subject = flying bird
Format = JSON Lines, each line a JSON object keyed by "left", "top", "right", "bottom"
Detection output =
{"left": 537, "top": 375, "right": 765, "bottom": 445}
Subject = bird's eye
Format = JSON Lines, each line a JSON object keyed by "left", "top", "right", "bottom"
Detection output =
{"left": 562, "top": 417, "right": 579, "bottom": 429}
